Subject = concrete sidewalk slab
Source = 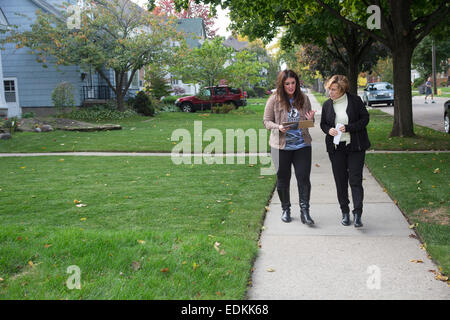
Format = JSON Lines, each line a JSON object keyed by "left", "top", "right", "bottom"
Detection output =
{"left": 247, "top": 93, "right": 449, "bottom": 300}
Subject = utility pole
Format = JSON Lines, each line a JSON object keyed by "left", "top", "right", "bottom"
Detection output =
{"left": 432, "top": 39, "right": 437, "bottom": 95}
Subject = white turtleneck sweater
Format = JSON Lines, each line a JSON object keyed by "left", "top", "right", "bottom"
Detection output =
{"left": 333, "top": 93, "right": 350, "bottom": 143}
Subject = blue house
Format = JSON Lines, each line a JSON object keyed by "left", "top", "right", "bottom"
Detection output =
{"left": 0, "top": 0, "right": 206, "bottom": 117}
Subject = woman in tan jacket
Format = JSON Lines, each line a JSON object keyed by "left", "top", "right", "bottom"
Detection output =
{"left": 263, "top": 70, "right": 316, "bottom": 224}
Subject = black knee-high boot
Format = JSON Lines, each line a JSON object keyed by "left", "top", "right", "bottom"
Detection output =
{"left": 277, "top": 188, "right": 291, "bottom": 223}
{"left": 299, "top": 185, "right": 314, "bottom": 225}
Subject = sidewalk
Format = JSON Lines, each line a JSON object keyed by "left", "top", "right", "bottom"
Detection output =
{"left": 247, "top": 94, "right": 449, "bottom": 300}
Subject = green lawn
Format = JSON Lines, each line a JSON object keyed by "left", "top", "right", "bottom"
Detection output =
{"left": 0, "top": 156, "right": 276, "bottom": 299}
{"left": 365, "top": 153, "right": 450, "bottom": 275}
{"left": 367, "top": 109, "right": 449, "bottom": 151}
{"left": 0, "top": 100, "right": 269, "bottom": 154}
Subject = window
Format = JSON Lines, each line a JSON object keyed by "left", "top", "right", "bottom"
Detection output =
{"left": 214, "top": 87, "right": 227, "bottom": 96}
{"left": 131, "top": 70, "right": 139, "bottom": 88}
{"left": 171, "top": 77, "right": 179, "bottom": 85}
{"left": 4, "top": 80, "right": 16, "bottom": 102}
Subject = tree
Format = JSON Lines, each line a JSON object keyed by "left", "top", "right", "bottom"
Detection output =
{"left": 314, "top": 0, "right": 449, "bottom": 137}
{"left": 170, "top": 37, "right": 233, "bottom": 88}
{"left": 4, "top": 0, "right": 183, "bottom": 111}
{"left": 145, "top": 63, "right": 173, "bottom": 99}
{"left": 412, "top": 35, "right": 450, "bottom": 81}
{"left": 225, "top": 49, "right": 268, "bottom": 90}
{"left": 175, "top": 0, "right": 449, "bottom": 137}
{"left": 152, "top": 0, "right": 218, "bottom": 38}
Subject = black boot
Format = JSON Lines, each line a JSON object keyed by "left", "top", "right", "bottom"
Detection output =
{"left": 341, "top": 212, "right": 351, "bottom": 226}
{"left": 354, "top": 212, "right": 363, "bottom": 228}
{"left": 299, "top": 186, "right": 314, "bottom": 225}
{"left": 277, "top": 188, "right": 291, "bottom": 223}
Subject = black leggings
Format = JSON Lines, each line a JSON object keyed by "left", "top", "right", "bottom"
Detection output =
{"left": 272, "top": 147, "right": 312, "bottom": 193}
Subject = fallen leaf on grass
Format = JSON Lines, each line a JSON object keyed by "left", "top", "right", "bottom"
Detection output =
{"left": 193, "top": 262, "right": 199, "bottom": 271}
{"left": 44, "top": 244, "right": 52, "bottom": 248}
{"left": 80, "top": 217, "right": 87, "bottom": 222}
{"left": 160, "top": 267, "right": 169, "bottom": 273}
{"left": 76, "top": 204, "right": 87, "bottom": 208}
{"left": 409, "top": 223, "right": 419, "bottom": 229}
{"left": 433, "top": 168, "right": 440, "bottom": 174}
{"left": 213, "top": 242, "right": 221, "bottom": 251}
{"left": 131, "top": 261, "right": 141, "bottom": 271}
{"left": 137, "top": 240, "right": 146, "bottom": 244}
{"left": 0, "top": 277, "right": 3, "bottom": 282}
{"left": 435, "top": 274, "right": 448, "bottom": 282}
{"left": 74, "top": 199, "right": 81, "bottom": 204}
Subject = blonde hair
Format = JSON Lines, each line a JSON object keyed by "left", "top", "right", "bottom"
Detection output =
{"left": 325, "top": 75, "right": 349, "bottom": 94}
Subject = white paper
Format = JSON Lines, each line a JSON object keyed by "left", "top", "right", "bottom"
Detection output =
{"left": 333, "top": 123, "right": 343, "bottom": 145}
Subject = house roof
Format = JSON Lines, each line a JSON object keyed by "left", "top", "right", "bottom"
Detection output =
{"left": 176, "top": 18, "right": 206, "bottom": 48}
{"left": 223, "top": 36, "right": 249, "bottom": 51}
{"left": 29, "top": 0, "right": 65, "bottom": 19}
{"left": 0, "top": 7, "right": 9, "bottom": 30}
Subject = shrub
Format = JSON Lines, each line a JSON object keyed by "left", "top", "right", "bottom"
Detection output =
{"left": 51, "top": 82, "right": 76, "bottom": 113}
{"left": 132, "top": 91, "right": 155, "bottom": 116}
{"left": 22, "top": 112, "right": 35, "bottom": 119}
{"left": 254, "top": 86, "right": 266, "bottom": 98}
{"left": 246, "top": 87, "right": 256, "bottom": 98}
{"left": 211, "top": 103, "right": 235, "bottom": 114}
{"left": 172, "top": 86, "right": 185, "bottom": 95}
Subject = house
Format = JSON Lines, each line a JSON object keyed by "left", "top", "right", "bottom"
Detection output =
{"left": 0, "top": 7, "right": 10, "bottom": 117}
{"left": 168, "top": 18, "right": 206, "bottom": 95}
{"left": 0, "top": 0, "right": 206, "bottom": 117}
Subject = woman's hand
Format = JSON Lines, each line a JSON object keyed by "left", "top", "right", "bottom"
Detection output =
{"left": 328, "top": 128, "right": 338, "bottom": 136}
{"left": 305, "top": 110, "right": 316, "bottom": 120}
{"left": 279, "top": 125, "right": 289, "bottom": 133}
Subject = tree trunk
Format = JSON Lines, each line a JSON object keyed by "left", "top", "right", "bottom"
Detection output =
{"left": 390, "top": 45, "right": 414, "bottom": 137}
{"left": 346, "top": 60, "right": 359, "bottom": 95}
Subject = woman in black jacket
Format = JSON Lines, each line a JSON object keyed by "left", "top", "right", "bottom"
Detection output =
{"left": 320, "top": 75, "right": 371, "bottom": 228}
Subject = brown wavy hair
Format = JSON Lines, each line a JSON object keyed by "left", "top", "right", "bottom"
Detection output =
{"left": 276, "top": 69, "right": 305, "bottom": 112}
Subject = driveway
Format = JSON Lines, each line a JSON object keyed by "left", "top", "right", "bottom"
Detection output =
{"left": 367, "top": 96, "right": 448, "bottom": 133}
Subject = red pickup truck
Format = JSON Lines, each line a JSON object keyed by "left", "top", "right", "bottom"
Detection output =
{"left": 175, "top": 86, "right": 247, "bottom": 112}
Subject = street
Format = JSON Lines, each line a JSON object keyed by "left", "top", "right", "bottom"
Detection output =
{"left": 359, "top": 94, "right": 448, "bottom": 133}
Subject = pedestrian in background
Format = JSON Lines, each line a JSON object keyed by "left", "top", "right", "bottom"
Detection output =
{"left": 263, "top": 69, "right": 316, "bottom": 225}
{"left": 424, "top": 77, "right": 435, "bottom": 104}
{"left": 320, "top": 75, "right": 370, "bottom": 227}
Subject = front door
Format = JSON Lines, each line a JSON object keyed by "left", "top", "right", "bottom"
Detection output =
{"left": 3, "top": 78, "right": 20, "bottom": 117}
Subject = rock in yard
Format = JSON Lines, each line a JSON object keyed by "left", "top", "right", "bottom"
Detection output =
{"left": 0, "top": 133, "right": 12, "bottom": 140}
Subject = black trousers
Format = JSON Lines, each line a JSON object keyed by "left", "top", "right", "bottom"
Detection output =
{"left": 272, "top": 146, "right": 312, "bottom": 199}
{"left": 328, "top": 142, "right": 365, "bottom": 215}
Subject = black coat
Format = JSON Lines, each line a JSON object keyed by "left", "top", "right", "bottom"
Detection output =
{"left": 320, "top": 92, "right": 371, "bottom": 153}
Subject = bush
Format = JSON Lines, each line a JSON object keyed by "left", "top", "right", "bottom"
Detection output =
{"left": 172, "top": 86, "right": 185, "bottom": 95}
{"left": 246, "top": 88, "right": 256, "bottom": 98}
{"left": 22, "top": 112, "right": 35, "bottom": 119}
{"left": 132, "top": 91, "right": 155, "bottom": 116}
{"left": 51, "top": 82, "right": 76, "bottom": 113}
{"left": 211, "top": 103, "right": 235, "bottom": 114}
{"left": 161, "top": 96, "right": 179, "bottom": 105}
{"left": 254, "top": 86, "right": 266, "bottom": 98}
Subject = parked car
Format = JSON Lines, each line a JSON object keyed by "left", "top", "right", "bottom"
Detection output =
{"left": 175, "top": 86, "right": 247, "bottom": 112}
{"left": 444, "top": 100, "right": 450, "bottom": 134}
{"left": 363, "top": 82, "right": 394, "bottom": 107}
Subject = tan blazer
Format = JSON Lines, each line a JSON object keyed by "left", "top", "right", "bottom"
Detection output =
{"left": 263, "top": 93, "right": 313, "bottom": 150}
